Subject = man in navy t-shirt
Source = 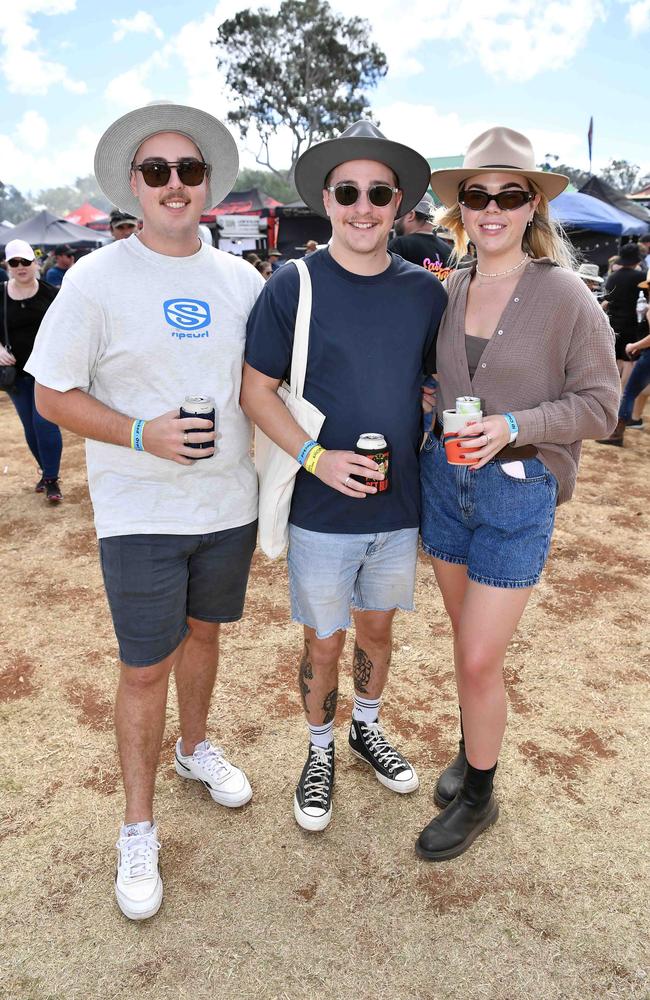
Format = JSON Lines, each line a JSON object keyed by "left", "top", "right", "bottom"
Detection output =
{"left": 242, "top": 121, "right": 447, "bottom": 833}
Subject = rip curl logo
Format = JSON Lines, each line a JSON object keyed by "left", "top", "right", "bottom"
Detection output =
{"left": 163, "top": 299, "right": 211, "bottom": 335}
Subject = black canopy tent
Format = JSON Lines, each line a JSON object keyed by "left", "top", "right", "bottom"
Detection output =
{"left": 2, "top": 210, "right": 111, "bottom": 251}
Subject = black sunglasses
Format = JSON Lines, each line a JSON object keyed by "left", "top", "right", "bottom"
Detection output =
{"left": 327, "top": 182, "right": 399, "bottom": 208}
{"left": 7, "top": 258, "right": 34, "bottom": 268}
{"left": 131, "top": 158, "right": 210, "bottom": 188}
{"left": 459, "top": 188, "right": 534, "bottom": 211}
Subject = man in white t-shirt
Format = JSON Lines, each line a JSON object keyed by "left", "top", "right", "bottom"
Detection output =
{"left": 27, "top": 103, "right": 264, "bottom": 921}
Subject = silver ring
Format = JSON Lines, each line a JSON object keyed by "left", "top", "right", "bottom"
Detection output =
{"left": 486, "top": 434, "right": 491, "bottom": 444}
{"left": 183, "top": 431, "right": 188, "bottom": 444}
{"left": 345, "top": 476, "right": 351, "bottom": 487}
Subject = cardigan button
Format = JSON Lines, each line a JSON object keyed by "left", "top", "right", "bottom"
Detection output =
{"left": 513, "top": 297, "right": 520, "bottom": 302}
{"left": 481, "top": 363, "right": 487, "bottom": 369}
{"left": 497, "top": 329, "right": 503, "bottom": 335}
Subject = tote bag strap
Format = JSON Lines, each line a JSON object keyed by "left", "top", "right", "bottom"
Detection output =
{"left": 2, "top": 283, "right": 11, "bottom": 351}
{"left": 288, "top": 258, "right": 312, "bottom": 401}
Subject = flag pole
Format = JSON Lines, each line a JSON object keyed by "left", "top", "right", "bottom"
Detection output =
{"left": 587, "top": 116, "right": 594, "bottom": 175}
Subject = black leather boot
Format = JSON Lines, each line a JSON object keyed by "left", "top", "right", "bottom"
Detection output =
{"left": 434, "top": 738, "right": 467, "bottom": 808}
{"left": 416, "top": 762, "right": 498, "bottom": 862}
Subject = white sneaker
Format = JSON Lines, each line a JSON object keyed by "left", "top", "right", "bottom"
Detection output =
{"left": 174, "top": 739, "right": 252, "bottom": 807}
{"left": 115, "top": 822, "right": 163, "bottom": 921}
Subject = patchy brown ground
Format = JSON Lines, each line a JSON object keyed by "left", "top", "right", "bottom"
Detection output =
{"left": 0, "top": 394, "right": 648, "bottom": 1000}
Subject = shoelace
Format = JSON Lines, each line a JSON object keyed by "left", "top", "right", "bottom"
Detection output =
{"left": 193, "top": 743, "right": 230, "bottom": 781}
{"left": 116, "top": 832, "right": 160, "bottom": 880}
{"left": 361, "top": 723, "right": 407, "bottom": 773}
{"left": 303, "top": 746, "right": 333, "bottom": 807}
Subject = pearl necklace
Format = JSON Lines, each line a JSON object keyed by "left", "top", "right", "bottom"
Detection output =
{"left": 476, "top": 254, "right": 529, "bottom": 279}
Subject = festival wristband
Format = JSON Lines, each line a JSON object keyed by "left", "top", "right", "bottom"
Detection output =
{"left": 131, "top": 419, "right": 146, "bottom": 452}
{"left": 296, "top": 439, "right": 319, "bottom": 466}
{"left": 503, "top": 412, "right": 519, "bottom": 444}
{"left": 304, "top": 445, "right": 326, "bottom": 475}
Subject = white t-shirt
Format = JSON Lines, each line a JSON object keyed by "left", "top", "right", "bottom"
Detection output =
{"left": 26, "top": 236, "right": 264, "bottom": 538}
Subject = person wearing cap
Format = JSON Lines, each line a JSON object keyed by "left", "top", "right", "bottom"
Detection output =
{"left": 44, "top": 245, "right": 75, "bottom": 288}
{"left": 26, "top": 102, "right": 264, "bottom": 921}
{"left": 0, "top": 239, "right": 63, "bottom": 501}
{"left": 268, "top": 248, "right": 284, "bottom": 271}
{"left": 242, "top": 121, "right": 447, "bottom": 833}
{"left": 575, "top": 262, "right": 605, "bottom": 295}
{"left": 416, "top": 127, "right": 619, "bottom": 863}
{"left": 389, "top": 192, "right": 452, "bottom": 280}
{"left": 109, "top": 209, "right": 139, "bottom": 240}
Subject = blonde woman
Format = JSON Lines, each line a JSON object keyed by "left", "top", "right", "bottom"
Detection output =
{"left": 416, "top": 128, "right": 619, "bottom": 861}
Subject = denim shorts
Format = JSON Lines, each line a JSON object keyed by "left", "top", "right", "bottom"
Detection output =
{"left": 287, "top": 524, "right": 419, "bottom": 639}
{"left": 98, "top": 521, "right": 257, "bottom": 666}
{"left": 420, "top": 431, "right": 558, "bottom": 589}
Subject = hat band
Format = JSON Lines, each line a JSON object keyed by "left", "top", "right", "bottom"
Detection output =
{"left": 477, "top": 163, "right": 530, "bottom": 169}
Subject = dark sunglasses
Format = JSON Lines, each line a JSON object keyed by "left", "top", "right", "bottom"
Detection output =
{"left": 131, "top": 158, "right": 210, "bottom": 188}
{"left": 7, "top": 258, "right": 34, "bottom": 268}
{"left": 327, "top": 182, "right": 399, "bottom": 207}
{"left": 459, "top": 188, "right": 534, "bottom": 211}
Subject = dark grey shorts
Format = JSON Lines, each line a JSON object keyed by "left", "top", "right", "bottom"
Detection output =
{"left": 98, "top": 521, "right": 257, "bottom": 667}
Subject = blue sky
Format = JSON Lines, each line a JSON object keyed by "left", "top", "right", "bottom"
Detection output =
{"left": 1, "top": 0, "right": 649, "bottom": 197}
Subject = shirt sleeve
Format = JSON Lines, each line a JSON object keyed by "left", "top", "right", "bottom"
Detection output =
{"left": 512, "top": 286, "right": 620, "bottom": 445}
{"left": 25, "top": 275, "right": 107, "bottom": 392}
{"left": 244, "top": 262, "right": 299, "bottom": 379}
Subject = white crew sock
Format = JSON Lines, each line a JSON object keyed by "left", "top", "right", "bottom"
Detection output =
{"left": 121, "top": 820, "right": 153, "bottom": 837}
{"left": 352, "top": 693, "right": 381, "bottom": 725}
{"left": 308, "top": 720, "right": 334, "bottom": 748}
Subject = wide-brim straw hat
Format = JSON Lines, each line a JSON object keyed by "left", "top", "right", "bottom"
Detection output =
{"left": 576, "top": 263, "right": 604, "bottom": 284}
{"left": 294, "top": 120, "right": 431, "bottom": 219}
{"left": 429, "top": 127, "right": 569, "bottom": 208}
{"left": 94, "top": 102, "right": 239, "bottom": 218}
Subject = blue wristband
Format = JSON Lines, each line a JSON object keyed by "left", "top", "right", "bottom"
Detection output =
{"left": 296, "top": 439, "right": 318, "bottom": 465}
{"left": 131, "top": 419, "right": 146, "bottom": 452}
{"left": 503, "top": 412, "right": 518, "bottom": 443}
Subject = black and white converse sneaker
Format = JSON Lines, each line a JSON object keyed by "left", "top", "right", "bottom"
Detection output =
{"left": 349, "top": 719, "right": 419, "bottom": 793}
{"left": 294, "top": 742, "right": 335, "bottom": 832}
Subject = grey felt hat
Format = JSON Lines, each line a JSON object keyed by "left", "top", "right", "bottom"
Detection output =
{"left": 94, "top": 102, "right": 239, "bottom": 217}
{"left": 294, "top": 120, "right": 431, "bottom": 219}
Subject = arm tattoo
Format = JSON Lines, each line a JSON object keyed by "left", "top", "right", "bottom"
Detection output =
{"left": 298, "top": 639, "right": 313, "bottom": 712}
{"left": 322, "top": 688, "right": 338, "bottom": 725}
{"left": 353, "top": 644, "right": 373, "bottom": 694}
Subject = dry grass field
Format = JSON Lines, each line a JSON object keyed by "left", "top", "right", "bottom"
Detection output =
{"left": 0, "top": 393, "right": 648, "bottom": 1000}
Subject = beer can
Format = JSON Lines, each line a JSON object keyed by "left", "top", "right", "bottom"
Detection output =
{"left": 455, "top": 395, "right": 481, "bottom": 415}
{"left": 179, "top": 394, "right": 215, "bottom": 459}
{"left": 352, "top": 433, "right": 390, "bottom": 493}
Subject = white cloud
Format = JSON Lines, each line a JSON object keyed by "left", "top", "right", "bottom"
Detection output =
{"left": 0, "top": 123, "right": 98, "bottom": 194}
{"left": 0, "top": 1, "right": 86, "bottom": 96}
{"left": 112, "top": 11, "right": 164, "bottom": 43}
{"left": 14, "top": 110, "right": 49, "bottom": 152}
{"left": 626, "top": 0, "right": 650, "bottom": 32}
{"left": 341, "top": 0, "right": 606, "bottom": 82}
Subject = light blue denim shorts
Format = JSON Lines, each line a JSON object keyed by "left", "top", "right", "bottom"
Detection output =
{"left": 287, "top": 525, "right": 419, "bottom": 638}
{"left": 420, "top": 430, "right": 558, "bottom": 589}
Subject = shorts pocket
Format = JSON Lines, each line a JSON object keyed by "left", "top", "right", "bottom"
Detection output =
{"left": 422, "top": 428, "right": 440, "bottom": 453}
{"left": 496, "top": 458, "right": 547, "bottom": 484}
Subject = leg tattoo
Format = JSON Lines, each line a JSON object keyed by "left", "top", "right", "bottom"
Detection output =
{"left": 322, "top": 688, "right": 338, "bottom": 725}
{"left": 353, "top": 643, "right": 374, "bottom": 694}
{"left": 298, "top": 639, "right": 313, "bottom": 712}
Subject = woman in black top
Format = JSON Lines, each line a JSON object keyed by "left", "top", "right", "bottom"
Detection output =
{"left": 0, "top": 241, "right": 63, "bottom": 501}
{"left": 603, "top": 242, "right": 647, "bottom": 372}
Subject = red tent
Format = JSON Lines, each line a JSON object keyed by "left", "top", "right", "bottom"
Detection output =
{"left": 65, "top": 202, "right": 109, "bottom": 226}
{"left": 205, "top": 188, "right": 283, "bottom": 218}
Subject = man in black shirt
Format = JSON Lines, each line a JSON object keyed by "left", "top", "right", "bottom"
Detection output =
{"left": 389, "top": 193, "right": 452, "bottom": 281}
{"left": 603, "top": 241, "right": 647, "bottom": 368}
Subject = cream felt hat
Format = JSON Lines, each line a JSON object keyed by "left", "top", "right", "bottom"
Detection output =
{"left": 430, "top": 127, "right": 569, "bottom": 207}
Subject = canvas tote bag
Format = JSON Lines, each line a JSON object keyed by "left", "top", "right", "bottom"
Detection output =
{"left": 254, "top": 258, "right": 325, "bottom": 559}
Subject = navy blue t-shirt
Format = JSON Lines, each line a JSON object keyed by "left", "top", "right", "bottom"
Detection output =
{"left": 245, "top": 248, "right": 447, "bottom": 534}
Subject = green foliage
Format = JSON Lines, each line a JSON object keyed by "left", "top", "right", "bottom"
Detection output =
{"left": 600, "top": 159, "right": 650, "bottom": 194}
{"left": 213, "top": 0, "right": 387, "bottom": 178}
{"left": 233, "top": 168, "right": 298, "bottom": 203}
{"left": 0, "top": 182, "right": 33, "bottom": 224}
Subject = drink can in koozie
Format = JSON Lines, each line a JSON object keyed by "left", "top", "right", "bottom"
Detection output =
{"left": 180, "top": 395, "right": 215, "bottom": 459}
{"left": 352, "top": 433, "right": 390, "bottom": 492}
{"left": 455, "top": 395, "right": 482, "bottom": 415}
{"left": 442, "top": 408, "right": 482, "bottom": 465}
